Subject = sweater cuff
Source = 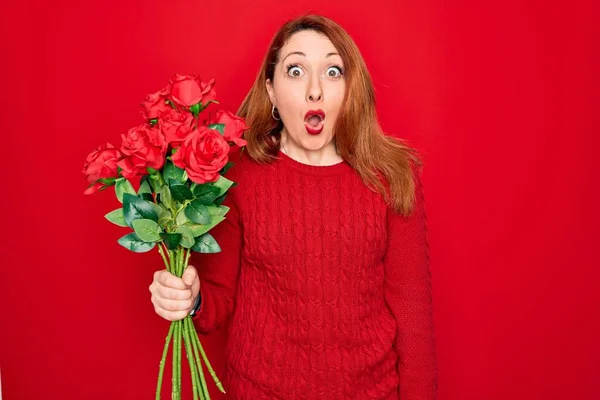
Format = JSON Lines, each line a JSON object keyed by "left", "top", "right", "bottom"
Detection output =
{"left": 190, "top": 289, "right": 202, "bottom": 317}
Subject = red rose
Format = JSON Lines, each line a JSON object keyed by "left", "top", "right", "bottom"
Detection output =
{"left": 117, "top": 124, "right": 167, "bottom": 179}
{"left": 172, "top": 126, "right": 229, "bottom": 184}
{"left": 168, "top": 74, "right": 217, "bottom": 108}
{"left": 141, "top": 88, "right": 170, "bottom": 119}
{"left": 82, "top": 143, "right": 122, "bottom": 194}
{"left": 208, "top": 110, "right": 248, "bottom": 147}
{"left": 158, "top": 108, "right": 196, "bottom": 147}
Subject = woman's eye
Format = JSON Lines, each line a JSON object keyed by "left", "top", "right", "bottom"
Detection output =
{"left": 326, "top": 66, "right": 343, "bottom": 78}
{"left": 287, "top": 66, "right": 303, "bottom": 77}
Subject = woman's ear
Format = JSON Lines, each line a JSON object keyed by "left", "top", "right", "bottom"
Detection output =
{"left": 265, "top": 79, "right": 275, "bottom": 105}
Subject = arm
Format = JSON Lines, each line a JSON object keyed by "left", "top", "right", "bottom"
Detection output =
{"left": 190, "top": 192, "right": 243, "bottom": 334}
{"left": 383, "top": 166, "right": 439, "bottom": 399}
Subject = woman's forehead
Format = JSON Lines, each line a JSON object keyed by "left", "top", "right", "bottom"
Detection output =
{"left": 280, "top": 31, "right": 339, "bottom": 58}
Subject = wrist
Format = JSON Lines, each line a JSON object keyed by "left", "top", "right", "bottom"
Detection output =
{"left": 189, "top": 290, "right": 202, "bottom": 317}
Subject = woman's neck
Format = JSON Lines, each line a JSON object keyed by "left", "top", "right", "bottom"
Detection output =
{"left": 279, "top": 131, "right": 343, "bottom": 167}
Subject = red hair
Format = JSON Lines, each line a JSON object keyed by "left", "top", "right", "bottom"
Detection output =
{"left": 237, "top": 13, "right": 423, "bottom": 215}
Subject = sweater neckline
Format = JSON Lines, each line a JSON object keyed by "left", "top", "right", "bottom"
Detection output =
{"left": 276, "top": 149, "right": 351, "bottom": 176}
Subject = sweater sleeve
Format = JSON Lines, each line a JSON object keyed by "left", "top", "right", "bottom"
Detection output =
{"left": 190, "top": 191, "right": 243, "bottom": 335}
{"left": 383, "top": 165, "right": 439, "bottom": 399}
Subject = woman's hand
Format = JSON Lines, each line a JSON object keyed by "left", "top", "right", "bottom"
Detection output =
{"left": 149, "top": 265, "right": 201, "bottom": 321}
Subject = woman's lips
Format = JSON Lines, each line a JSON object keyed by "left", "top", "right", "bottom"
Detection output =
{"left": 304, "top": 111, "right": 325, "bottom": 135}
{"left": 305, "top": 118, "right": 324, "bottom": 135}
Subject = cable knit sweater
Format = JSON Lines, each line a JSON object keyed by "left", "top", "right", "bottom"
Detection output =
{"left": 191, "top": 148, "right": 438, "bottom": 399}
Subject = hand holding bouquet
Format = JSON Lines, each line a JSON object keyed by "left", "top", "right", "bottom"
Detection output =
{"left": 82, "top": 74, "right": 247, "bottom": 399}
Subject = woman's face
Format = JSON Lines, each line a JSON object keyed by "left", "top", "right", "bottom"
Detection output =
{"left": 266, "top": 30, "right": 346, "bottom": 152}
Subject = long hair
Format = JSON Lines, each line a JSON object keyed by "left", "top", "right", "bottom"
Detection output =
{"left": 237, "top": 13, "right": 423, "bottom": 216}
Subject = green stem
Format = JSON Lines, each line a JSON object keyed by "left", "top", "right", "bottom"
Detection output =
{"left": 188, "top": 317, "right": 210, "bottom": 399}
{"left": 172, "top": 320, "right": 179, "bottom": 399}
{"left": 182, "top": 316, "right": 200, "bottom": 400}
{"left": 175, "top": 247, "right": 184, "bottom": 398}
{"left": 157, "top": 243, "right": 170, "bottom": 271}
{"left": 168, "top": 250, "right": 175, "bottom": 275}
{"left": 184, "top": 248, "right": 191, "bottom": 272}
{"left": 177, "top": 247, "right": 183, "bottom": 396}
{"left": 178, "top": 247, "right": 185, "bottom": 277}
{"left": 191, "top": 325, "right": 225, "bottom": 394}
{"left": 178, "top": 319, "right": 183, "bottom": 399}
{"left": 155, "top": 321, "right": 175, "bottom": 400}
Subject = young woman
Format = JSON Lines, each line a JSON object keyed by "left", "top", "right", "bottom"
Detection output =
{"left": 149, "top": 13, "right": 439, "bottom": 399}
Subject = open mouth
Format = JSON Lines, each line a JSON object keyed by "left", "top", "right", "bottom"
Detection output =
{"left": 306, "top": 114, "right": 323, "bottom": 127}
{"left": 304, "top": 110, "right": 325, "bottom": 135}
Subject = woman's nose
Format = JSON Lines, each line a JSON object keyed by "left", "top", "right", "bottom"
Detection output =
{"left": 307, "top": 78, "right": 323, "bottom": 102}
{"left": 308, "top": 93, "right": 322, "bottom": 102}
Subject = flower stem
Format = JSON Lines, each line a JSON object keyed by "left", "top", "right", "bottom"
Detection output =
{"left": 182, "top": 316, "right": 199, "bottom": 400}
{"left": 178, "top": 247, "right": 185, "bottom": 276}
{"left": 191, "top": 325, "right": 226, "bottom": 394}
{"left": 168, "top": 250, "right": 175, "bottom": 274}
{"left": 157, "top": 244, "right": 170, "bottom": 272}
{"left": 169, "top": 248, "right": 180, "bottom": 399}
{"left": 188, "top": 317, "right": 210, "bottom": 399}
{"left": 184, "top": 248, "right": 191, "bottom": 272}
{"left": 155, "top": 321, "right": 174, "bottom": 400}
{"left": 172, "top": 320, "right": 178, "bottom": 400}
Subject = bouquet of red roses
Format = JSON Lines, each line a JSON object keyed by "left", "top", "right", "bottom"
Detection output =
{"left": 82, "top": 74, "right": 247, "bottom": 399}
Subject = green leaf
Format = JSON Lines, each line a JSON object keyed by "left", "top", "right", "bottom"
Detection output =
{"left": 205, "top": 205, "right": 230, "bottom": 217}
{"left": 213, "top": 192, "right": 227, "bottom": 206}
{"left": 163, "top": 161, "right": 185, "bottom": 184}
{"left": 190, "top": 103, "right": 201, "bottom": 116}
{"left": 115, "top": 178, "right": 136, "bottom": 203}
{"left": 104, "top": 208, "right": 128, "bottom": 227}
{"left": 157, "top": 207, "right": 172, "bottom": 226}
{"left": 159, "top": 185, "right": 173, "bottom": 209}
{"left": 117, "top": 233, "right": 156, "bottom": 253}
{"left": 140, "top": 175, "right": 153, "bottom": 191}
{"left": 98, "top": 177, "right": 117, "bottom": 186}
{"left": 219, "top": 161, "right": 234, "bottom": 175}
{"left": 187, "top": 216, "right": 225, "bottom": 237}
{"left": 139, "top": 193, "right": 153, "bottom": 202}
{"left": 175, "top": 225, "right": 195, "bottom": 248}
{"left": 176, "top": 210, "right": 190, "bottom": 226}
{"left": 191, "top": 233, "right": 221, "bottom": 253}
{"left": 138, "top": 180, "right": 152, "bottom": 195}
{"left": 208, "top": 123, "right": 225, "bottom": 135}
{"left": 147, "top": 169, "right": 165, "bottom": 189}
{"left": 132, "top": 219, "right": 162, "bottom": 242}
{"left": 185, "top": 200, "right": 212, "bottom": 224}
{"left": 218, "top": 205, "right": 231, "bottom": 217}
{"left": 192, "top": 185, "right": 221, "bottom": 205}
{"left": 205, "top": 205, "right": 221, "bottom": 217}
{"left": 209, "top": 175, "right": 235, "bottom": 197}
{"left": 148, "top": 202, "right": 163, "bottom": 218}
{"left": 169, "top": 180, "right": 194, "bottom": 202}
{"left": 160, "top": 232, "right": 182, "bottom": 250}
{"left": 123, "top": 193, "right": 159, "bottom": 226}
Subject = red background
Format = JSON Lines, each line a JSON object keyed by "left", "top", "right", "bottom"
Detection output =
{"left": 1, "top": 1, "right": 598, "bottom": 399}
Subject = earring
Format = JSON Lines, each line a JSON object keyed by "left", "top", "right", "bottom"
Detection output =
{"left": 271, "top": 104, "right": 281, "bottom": 121}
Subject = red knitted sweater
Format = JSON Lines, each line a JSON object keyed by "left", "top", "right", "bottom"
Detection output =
{"left": 191, "top": 149, "right": 438, "bottom": 399}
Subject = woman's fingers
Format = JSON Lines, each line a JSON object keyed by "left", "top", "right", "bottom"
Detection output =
{"left": 155, "top": 269, "right": 188, "bottom": 290}
{"left": 153, "top": 305, "right": 190, "bottom": 322}
{"left": 155, "top": 284, "right": 192, "bottom": 301}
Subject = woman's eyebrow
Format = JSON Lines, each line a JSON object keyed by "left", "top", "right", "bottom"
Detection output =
{"left": 282, "top": 51, "right": 340, "bottom": 63}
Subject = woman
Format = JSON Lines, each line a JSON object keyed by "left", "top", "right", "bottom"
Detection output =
{"left": 149, "top": 13, "right": 438, "bottom": 399}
